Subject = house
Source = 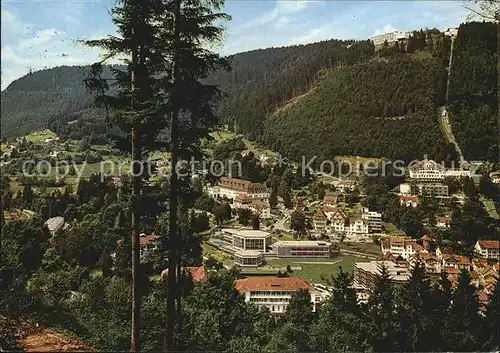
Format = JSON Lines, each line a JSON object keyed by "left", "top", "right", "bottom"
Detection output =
{"left": 408, "top": 159, "right": 446, "bottom": 182}
{"left": 249, "top": 200, "right": 271, "bottom": 219}
{"left": 490, "top": 172, "right": 500, "bottom": 184}
{"left": 475, "top": 240, "right": 500, "bottom": 259}
{"left": 337, "top": 179, "right": 357, "bottom": 193}
{"left": 207, "top": 177, "right": 269, "bottom": 201}
{"left": 328, "top": 207, "right": 347, "bottom": 233}
{"left": 400, "top": 195, "right": 419, "bottom": 207}
{"left": 436, "top": 216, "right": 451, "bottom": 228}
{"left": 313, "top": 210, "right": 327, "bottom": 232}
{"left": 235, "top": 277, "right": 319, "bottom": 313}
{"left": 457, "top": 256, "right": 471, "bottom": 271}
{"left": 139, "top": 234, "right": 160, "bottom": 262}
{"left": 442, "top": 254, "right": 460, "bottom": 269}
{"left": 44, "top": 216, "right": 67, "bottom": 237}
{"left": 361, "top": 207, "right": 382, "bottom": 233}
{"left": 415, "top": 252, "right": 442, "bottom": 275}
{"left": 420, "top": 234, "right": 433, "bottom": 250}
{"left": 161, "top": 266, "right": 206, "bottom": 282}
{"left": 381, "top": 236, "right": 427, "bottom": 260}
{"left": 323, "top": 195, "right": 338, "bottom": 207}
{"left": 348, "top": 217, "right": 369, "bottom": 235}
{"left": 444, "top": 27, "right": 458, "bottom": 38}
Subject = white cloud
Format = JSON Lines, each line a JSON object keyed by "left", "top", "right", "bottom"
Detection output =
{"left": 373, "top": 24, "right": 398, "bottom": 36}
{"left": 1, "top": 8, "right": 31, "bottom": 35}
{"left": 237, "top": 0, "right": 314, "bottom": 31}
{"left": 275, "top": 16, "right": 291, "bottom": 28}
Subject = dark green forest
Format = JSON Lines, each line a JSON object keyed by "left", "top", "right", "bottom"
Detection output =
{"left": 448, "top": 22, "right": 498, "bottom": 162}
{"left": 1, "top": 22, "right": 497, "bottom": 162}
{"left": 263, "top": 56, "right": 451, "bottom": 162}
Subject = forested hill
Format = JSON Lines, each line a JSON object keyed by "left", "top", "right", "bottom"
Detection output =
{"left": 1, "top": 22, "right": 496, "bottom": 162}
{"left": 447, "top": 22, "right": 498, "bottom": 162}
{"left": 206, "top": 39, "right": 375, "bottom": 140}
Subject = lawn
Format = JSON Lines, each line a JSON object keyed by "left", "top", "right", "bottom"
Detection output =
{"left": 24, "top": 129, "right": 57, "bottom": 143}
{"left": 201, "top": 242, "right": 233, "bottom": 266}
{"left": 342, "top": 242, "right": 381, "bottom": 256}
{"left": 266, "top": 255, "right": 369, "bottom": 283}
{"left": 482, "top": 199, "right": 499, "bottom": 220}
{"left": 383, "top": 222, "right": 402, "bottom": 234}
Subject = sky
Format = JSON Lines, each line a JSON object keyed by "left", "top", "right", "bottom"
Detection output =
{"left": 1, "top": 0, "right": 475, "bottom": 90}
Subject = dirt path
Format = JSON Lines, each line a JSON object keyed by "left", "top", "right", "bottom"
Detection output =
{"left": 19, "top": 326, "right": 90, "bottom": 352}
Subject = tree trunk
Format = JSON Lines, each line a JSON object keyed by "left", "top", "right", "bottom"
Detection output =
{"left": 164, "top": 0, "right": 181, "bottom": 351}
{"left": 128, "top": 0, "right": 141, "bottom": 350}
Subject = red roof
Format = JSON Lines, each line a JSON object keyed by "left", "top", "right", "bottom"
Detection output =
{"left": 140, "top": 235, "right": 160, "bottom": 246}
{"left": 446, "top": 267, "right": 460, "bottom": 275}
{"left": 400, "top": 195, "right": 419, "bottom": 202}
{"left": 235, "top": 277, "right": 312, "bottom": 292}
{"left": 477, "top": 291, "right": 488, "bottom": 303}
{"left": 161, "top": 266, "right": 206, "bottom": 282}
{"left": 313, "top": 210, "right": 327, "bottom": 220}
{"left": 477, "top": 240, "right": 500, "bottom": 249}
{"left": 437, "top": 217, "right": 451, "bottom": 224}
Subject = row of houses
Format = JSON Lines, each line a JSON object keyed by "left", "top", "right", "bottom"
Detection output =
{"left": 312, "top": 205, "right": 382, "bottom": 236}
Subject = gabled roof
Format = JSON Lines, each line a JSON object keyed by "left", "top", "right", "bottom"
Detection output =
{"left": 313, "top": 209, "right": 327, "bottom": 220}
{"left": 400, "top": 195, "right": 419, "bottom": 202}
{"left": 139, "top": 235, "right": 160, "bottom": 246}
{"left": 235, "top": 277, "right": 312, "bottom": 292}
{"left": 457, "top": 256, "right": 471, "bottom": 266}
{"left": 161, "top": 266, "right": 206, "bottom": 282}
{"left": 477, "top": 240, "right": 500, "bottom": 249}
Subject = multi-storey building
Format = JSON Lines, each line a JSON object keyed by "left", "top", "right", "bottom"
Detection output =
{"left": 380, "top": 236, "right": 427, "bottom": 260}
{"left": 354, "top": 261, "right": 410, "bottom": 290}
{"left": 348, "top": 217, "right": 369, "bottom": 235}
{"left": 361, "top": 207, "right": 382, "bottom": 233}
{"left": 420, "top": 183, "right": 449, "bottom": 198}
{"left": 312, "top": 210, "right": 327, "bottom": 232}
{"left": 139, "top": 234, "right": 160, "bottom": 262}
{"left": 207, "top": 177, "right": 269, "bottom": 201}
{"left": 370, "top": 31, "right": 408, "bottom": 46}
{"left": 224, "top": 229, "right": 273, "bottom": 252}
{"left": 235, "top": 277, "right": 319, "bottom": 313}
{"left": 328, "top": 207, "right": 347, "bottom": 233}
{"left": 271, "top": 241, "right": 331, "bottom": 258}
{"left": 475, "top": 240, "right": 500, "bottom": 260}
{"left": 409, "top": 159, "right": 446, "bottom": 181}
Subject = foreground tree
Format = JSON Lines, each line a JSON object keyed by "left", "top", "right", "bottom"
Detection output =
{"left": 84, "top": 0, "right": 168, "bottom": 349}
{"left": 155, "top": 1, "right": 230, "bottom": 350}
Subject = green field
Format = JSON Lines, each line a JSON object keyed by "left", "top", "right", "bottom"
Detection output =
{"left": 24, "top": 129, "right": 57, "bottom": 143}
{"left": 483, "top": 199, "right": 499, "bottom": 220}
{"left": 266, "top": 255, "right": 369, "bottom": 283}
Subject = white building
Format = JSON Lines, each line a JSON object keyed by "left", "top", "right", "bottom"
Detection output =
{"left": 234, "top": 250, "right": 265, "bottom": 267}
{"left": 370, "top": 31, "right": 409, "bottom": 46}
{"left": 400, "top": 195, "right": 419, "bottom": 207}
{"left": 490, "top": 172, "right": 500, "bottom": 184}
{"left": 444, "top": 27, "right": 458, "bottom": 38}
{"left": 139, "top": 234, "right": 160, "bottom": 262}
{"left": 337, "top": 179, "right": 357, "bottom": 193}
{"left": 380, "top": 236, "right": 427, "bottom": 260}
{"left": 312, "top": 210, "right": 327, "bottom": 232}
{"left": 234, "top": 194, "right": 271, "bottom": 219}
{"left": 325, "top": 207, "right": 347, "bottom": 233}
{"left": 271, "top": 241, "right": 331, "bottom": 258}
{"left": 235, "top": 277, "right": 319, "bottom": 313}
{"left": 207, "top": 177, "right": 269, "bottom": 201}
{"left": 361, "top": 207, "right": 382, "bottom": 233}
{"left": 409, "top": 160, "right": 446, "bottom": 182}
{"left": 223, "top": 229, "right": 272, "bottom": 252}
{"left": 44, "top": 216, "right": 66, "bottom": 237}
{"left": 475, "top": 240, "right": 500, "bottom": 260}
{"left": 348, "top": 218, "right": 369, "bottom": 235}
{"left": 354, "top": 261, "right": 410, "bottom": 290}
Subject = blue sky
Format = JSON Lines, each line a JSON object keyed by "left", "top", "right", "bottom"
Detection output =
{"left": 1, "top": 0, "right": 474, "bottom": 89}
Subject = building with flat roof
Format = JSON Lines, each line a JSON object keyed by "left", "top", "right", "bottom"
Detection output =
{"left": 234, "top": 250, "right": 265, "bottom": 267}
{"left": 370, "top": 31, "right": 408, "bottom": 46}
{"left": 235, "top": 277, "right": 318, "bottom": 313}
{"left": 271, "top": 241, "right": 331, "bottom": 258}
{"left": 362, "top": 207, "right": 382, "bottom": 233}
{"left": 354, "top": 261, "right": 410, "bottom": 290}
{"left": 223, "top": 229, "right": 273, "bottom": 252}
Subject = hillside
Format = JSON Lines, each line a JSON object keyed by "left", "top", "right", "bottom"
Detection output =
{"left": 262, "top": 55, "right": 453, "bottom": 163}
{"left": 447, "top": 22, "right": 498, "bottom": 162}
{"left": 0, "top": 22, "right": 496, "bottom": 162}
